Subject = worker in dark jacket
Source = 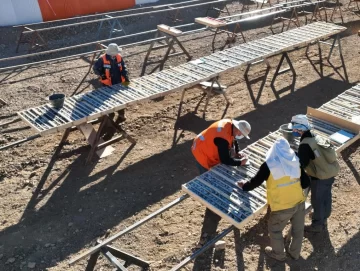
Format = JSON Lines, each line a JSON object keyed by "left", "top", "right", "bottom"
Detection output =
{"left": 290, "top": 114, "right": 336, "bottom": 233}
{"left": 93, "top": 43, "right": 130, "bottom": 140}
{"left": 237, "top": 138, "right": 310, "bottom": 261}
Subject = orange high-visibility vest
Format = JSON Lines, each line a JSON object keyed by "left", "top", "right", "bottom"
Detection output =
{"left": 191, "top": 119, "right": 234, "bottom": 170}
{"left": 100, "top": 54, "right": 125, "bottom": 86}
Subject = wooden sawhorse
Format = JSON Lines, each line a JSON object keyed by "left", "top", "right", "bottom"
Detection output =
{"left": 57, "top": 115, "right": 136, "bottom": 164}
{"left": 141, "top": 24, "right": 192, "bottom": 76}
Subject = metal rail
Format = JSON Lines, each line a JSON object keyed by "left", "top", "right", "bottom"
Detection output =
{"left": 69, "top": 194, "right": 190, "bottom": 265}
{"left": 0, "top": 22, "right": 202, "bottom": 67}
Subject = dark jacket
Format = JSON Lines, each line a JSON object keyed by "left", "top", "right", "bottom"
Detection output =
{"left": 242, "top": 162, "right": 310, "bottom": 191}
{"left": 93, "top": 54, "right": 129, "bottom": 85}
{"left": 298, "top": 130, "right": 318, "bottom": 180}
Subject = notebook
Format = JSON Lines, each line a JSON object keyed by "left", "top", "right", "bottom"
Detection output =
{"left": 329, "top": 130, "right": 355, "bottom": 144}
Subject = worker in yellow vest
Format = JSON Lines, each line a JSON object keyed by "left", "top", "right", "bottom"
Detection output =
{"left": 93, "top": 43, "right": 130, "bottom": 140}
{"left": 237, "top": 138, "right": 310, "bottom": 261}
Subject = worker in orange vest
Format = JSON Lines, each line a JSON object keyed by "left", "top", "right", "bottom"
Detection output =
{"left": 93, "top": 43, "right": 130, "bottom": 119}
{"left": 191, "top": 119, "right": 251, "bottom": 246}
{"left": 93, "top": 43, "right": 130, "bottom": 140}
{"left": 192, "top": 118, "right": 251, "bottom": 174}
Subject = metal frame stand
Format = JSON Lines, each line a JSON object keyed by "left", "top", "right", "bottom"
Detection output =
{"left": 141, "top": 29, "right": 192, "bottom": 76}
{"left": 206, "top": 1, "right": 231, "bottom": 17}
{"left": 270, "top": 52, "right": 297, "bottom": 98}
{"left": 85, "top": 243, "right": 150, "bottom": 271}
{"left": 305, "top": 34, "right": 348, "bottom": 82}
{"left": 69, "top": 193, "right": 237, "bottom": 271}
{"left": 210, "top": 23, "right": 246, "bottom": 52}
{"left": 176, "top": 76, "right": 230, "bottom": 121}
{"left": 244, "top": 59, "right": 271, "bottom": 107}
{"left": 15, "top": 26, "right": 47, "bottom": 53}
{"left": 69, "top": 195, "right": 190, "bottom": 269}
{"left": 347, "top": 0, "right": 360, "bottom": 12}
{"left": 319, "top": 0, "right": 344, "bottom": 23}
{"left": 96, "top": 15, "right": 126, "bottom": 39}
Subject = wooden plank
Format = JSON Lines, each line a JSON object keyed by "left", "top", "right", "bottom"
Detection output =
{"left": 195, "top": 17, "right": 227, "bottom": 28}
{"left": 77, "top": 123, "right": 115, "bottom": 158}
{"left": 307, "top": 107, "right": 360, "bottom": 133}
{"left": 157, "top": 24, "right": 183, "bottom": 36}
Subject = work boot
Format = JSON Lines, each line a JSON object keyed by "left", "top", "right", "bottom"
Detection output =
{"left": 265, "top": 247, "right": 286, "bottom": 262}
{"left": 304, "top": 224, "right": 323, "bottom": 233}
{"left": 115, "top": 110, "right": 126, "bottom": 124}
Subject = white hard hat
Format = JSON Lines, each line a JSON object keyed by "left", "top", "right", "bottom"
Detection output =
{"left": 289, "top": 114, "right": 311, "bottom": 131}
{"left": 233, "top": 120, "right": 251, "bottom": 139}
{"left": 106, "top": 43, "right": 122, "bottom": 56}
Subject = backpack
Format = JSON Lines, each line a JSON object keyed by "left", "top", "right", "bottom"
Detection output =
{"left": 300, "top": 135, "right": 340, "bottom": 179}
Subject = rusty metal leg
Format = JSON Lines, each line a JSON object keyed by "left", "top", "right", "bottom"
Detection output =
{"left": 16, "top": 29, "right": 25, "bottom": 53}
{"left": 174, "top": 37, "right": 192, "bottom": 61}
{"left": 212, "top": 28, "right": 220, "bottom": 53}
{"left": 176, "top": 89, "right": 187, "bottom": 123}
{"left": 54, "top": 128, "right": 71, "bottom": 157}
{"left": 159, "top": 38, "right": 175, "bottom": 71}
{"left": 327, "top": 35, "right": 349, "bottom": 82}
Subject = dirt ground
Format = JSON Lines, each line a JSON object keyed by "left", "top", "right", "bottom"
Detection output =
{"left": 0, "top": 1, "right": 360, "bottom": 271}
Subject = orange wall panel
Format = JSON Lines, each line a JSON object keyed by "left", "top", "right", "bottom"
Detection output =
{"left": 38, "top": 0, "right": 135, "bottom": 21}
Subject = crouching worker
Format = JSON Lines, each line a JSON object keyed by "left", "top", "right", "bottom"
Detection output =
{"left": 93, "top": 43, "right": 130, "bottom": 140}
{"left": 237, "top": 138, "right": 310, "bottom": 261}
{"left": 191, "top": 118, "right": 251, "bottom": 245}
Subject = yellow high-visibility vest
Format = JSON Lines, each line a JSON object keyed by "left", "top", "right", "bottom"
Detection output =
{"left": 266, "top": 173, "right": 305, "bottom": 211}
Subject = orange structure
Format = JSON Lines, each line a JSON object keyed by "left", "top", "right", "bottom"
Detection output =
{"left": 38, "top": 0, "right": 135, "bottom": 21}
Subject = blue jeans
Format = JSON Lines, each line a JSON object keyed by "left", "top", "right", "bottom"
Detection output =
{"left": 310, "top": 177, "right": 335, "bottom": 226}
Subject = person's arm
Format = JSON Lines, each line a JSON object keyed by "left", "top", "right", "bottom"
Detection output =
{"left": 298, "top": 143, "right": 315, "bottom": 168}
{"left": 93, "top": 58, "right": 104, "bottom": 77}
{"left": 300, "top": 167, "right": 310, "bottom": 189}
{"left": 239, "top": 162, "right": 270, "bottom": 191}
{"left": 214, "top": 138, "right": 242, "bottom": 167}
{"left": 120, "top": 58, "right": 130, "bottom": 82}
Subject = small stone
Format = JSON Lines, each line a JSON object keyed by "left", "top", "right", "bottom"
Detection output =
{"left": 214, "top": 240, "right": 226, "bottom": 251}
{"left": 148, "top": 193, "right": 152, "bottom": 196}
{"left": 0, "top": 254, "right": 3, "bottom": 259}
{"left": 45, "top": 243, "right": 51, "bottom": 248}
{"left": 68, "top": 222, "right": 73, "bottom": 227}
{"left": 314, "top": 267, "right": 318, "bottom": 271}
{"left": 114, "top": 189, "right": 118, "bottom": 193}
{"left": 28, "top": 262, "right": 36, "bottom": 269}
{"left": 7, "top": 257, "right": 16, "bottom": 263}
{"left": 78, "top": 208, "right": 82, "bottom": 213}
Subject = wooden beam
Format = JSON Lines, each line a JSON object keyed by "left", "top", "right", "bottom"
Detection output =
{"left": 307, "top": 107, "right": 360, "bottom": 133}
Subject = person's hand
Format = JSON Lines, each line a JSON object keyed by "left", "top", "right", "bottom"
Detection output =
{"left": 101, "top": 74, "right": 107, "bottom": 80}
{"left": 240, "top": 159, "right": 248, "bottom": 166}
{"left": 236, "top": 181, "right": 246, "bottom": 189}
